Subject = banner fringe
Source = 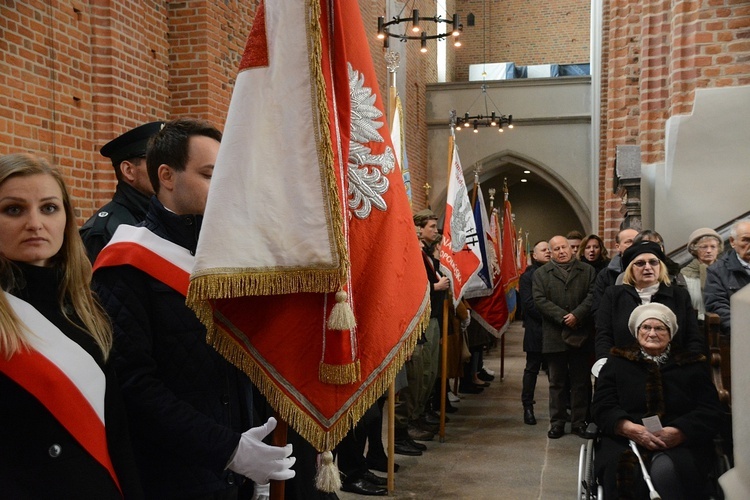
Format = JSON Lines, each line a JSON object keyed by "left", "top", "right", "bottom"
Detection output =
{"left": 319, "top": 360, "right": 361, "bottom": 385}
{"left": 205, "top": 290, "right": 431, "bottom": 452}
{"left": 188, "top": 270, "right": 341, "bottom": 300}
{"left": 308, "top": 0, "right": 349, "bottom": 285}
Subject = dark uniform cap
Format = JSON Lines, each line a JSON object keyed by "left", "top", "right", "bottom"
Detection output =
{"left": 100, "top": 121, "right": 165, "bottom": 166}
{"left": 413, "top": 208, "right": 438, "bottom": 226}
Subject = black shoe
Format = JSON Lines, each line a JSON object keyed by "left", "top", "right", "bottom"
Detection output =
{"left": 425, "top": 411, "right": 449, "bottom": 424}
{"left": 407, "top": 437, "right": 427, "bottom": 451}
{"left": 523, "top": 407, "right": 537, "bottom": 425}
{"left": 572, "top": 424, "right": 588, "bottom": 439}
{"left": 414, "top": 417, "right": 439, "bottom": 433}
{"left": 394, "top": 439, "right": 423, "bottom": 456}
{"left": 361, "top": 470, "right": 387, "bottom": 487}
{"left": 366, "top": 457, "right": 399, "bottom": 473}
{"left": 547, "top": 426, "right": 565, "bottom": 439}
{"left": 408, "top": 425, "right": 434, "bottom": 442}
{"left": 445, "top": 402, "right": 458, "bottom": 413}
{"left": 320, "top": 493, "right": 339, "bottom": 500}
{"left": 477, "top": 369, "right": 495, "bottom": 382}
{"left": 341, "top": 477, "right": 387, "bottom": 496}
{"left": 458, "top": 382, "right": 484, "bottom": 394}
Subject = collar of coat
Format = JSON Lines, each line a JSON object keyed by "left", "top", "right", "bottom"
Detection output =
{"left": 610, "top": 344, "right": 706, "bottom": 419}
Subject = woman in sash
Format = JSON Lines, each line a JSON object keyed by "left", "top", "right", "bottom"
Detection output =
{"left": 0, "top": 153, "right": 142, "bottom": 498}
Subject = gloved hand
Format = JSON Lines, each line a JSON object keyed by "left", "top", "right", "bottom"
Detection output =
{"left": 227, "top": 417, "right": 296, "bottom": 485}
{"left": 461, "top": 316, "right": 471, "bottom": 329}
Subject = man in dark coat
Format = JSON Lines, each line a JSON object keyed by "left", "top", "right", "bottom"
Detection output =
{"left": 705, "top": 219, "right": 750, "bottom": 334}
{"left": 93, "top": 119, "right": 294, "bottom": 499}
{"left": 519, "top": 240, "right": 551, "bottom": 425}
{"left": 591, "top": 227, "right": 638, "bottom": 315}
{"left": 533, "top": 235, "right": 596, "bottom": 439}
{"left": 80, "top": 121, "right": 164, "bottom": 263}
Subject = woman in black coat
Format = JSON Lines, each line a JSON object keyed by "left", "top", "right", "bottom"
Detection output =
{"left": 592, "top": 303, "right": 722, "bottom": 499}
{"left": 595, "top": 241, "right": 704, "bottom": 360}
{"left": 0, "top": 154, "right": 142, "bottom": 498}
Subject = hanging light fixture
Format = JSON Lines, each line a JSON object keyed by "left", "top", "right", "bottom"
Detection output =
{"left": 376, "top": 2, "right": 462, "bottom": 52}
{"left": 451, "top": 0, "right": 513, "bottom": 133}
{"left": 451, "top": 84, "right": 513, "bottom": 133}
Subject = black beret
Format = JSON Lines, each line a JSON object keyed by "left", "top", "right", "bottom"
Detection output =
{"left": 621, "top": 240, "right": 667, "bottom": 269}
{"left": 100, "top": 121, "right": 164, "bottom": 166}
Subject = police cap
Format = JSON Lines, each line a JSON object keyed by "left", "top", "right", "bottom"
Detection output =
{"left": 100, "top": 121, "right": 165, "bottom": 166}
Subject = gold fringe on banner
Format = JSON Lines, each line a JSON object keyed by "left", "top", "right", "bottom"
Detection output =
{"left": 319, "top": 360, "right": 361, "bottom": 385}
{"left": 206, "top": 288, "right": 431, "bottom": 452}
{"left": 307, "top": 0, "right": 349, "bottom": 287}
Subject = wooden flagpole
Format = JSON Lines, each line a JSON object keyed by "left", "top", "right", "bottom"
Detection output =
{"left": 270, "top": 411, "right": 287, "bottom": 500}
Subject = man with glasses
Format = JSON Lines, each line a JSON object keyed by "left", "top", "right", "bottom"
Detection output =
{"left": 80, "top": 121, "right": 164, "bottom": 262}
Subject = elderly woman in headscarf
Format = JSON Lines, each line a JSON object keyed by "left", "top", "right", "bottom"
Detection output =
{"left": 592, "top": 303, "right": 723, "bottom": 500}
{"left": 680, "top": 228, "right": 723, "bottom": 321}
{"left": 595, "top": 241, "right": 705, "bottom": 360}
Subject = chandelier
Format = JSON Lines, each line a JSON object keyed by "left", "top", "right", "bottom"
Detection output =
{"left": 377, "top": 7, "right": 462, "bottom": 51}
{"left": 451, "top": 84, "right": 513, "bottom": 133}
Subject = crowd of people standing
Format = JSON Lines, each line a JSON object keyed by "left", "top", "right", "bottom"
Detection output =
{"left": 1, "top": 118, "right": 747, "bottom": 498}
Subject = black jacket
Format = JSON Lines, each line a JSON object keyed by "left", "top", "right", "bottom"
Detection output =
{"left": 80, "top": 182, "right": 151, "bottom": 263}
{"left": 1, "top": 264, "right": 142, "bottom": 499}
{"left": 592, "top": 345, "right": 722, "bottom": 497}
{"left": 93, "top": 198, "right": 253, "bottom": 499}
{"left": 595, "top": 283, "right": 704, "bottom": 360}
{"left": 519, "top": 262, "right": 543, "bottom": 353}
{"left": 705, "top": 251, "right": 750, "bottom": 333}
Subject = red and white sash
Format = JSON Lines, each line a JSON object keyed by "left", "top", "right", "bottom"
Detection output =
{"left": 0, "top": 292, "right": 121, "bottom": 493}
{"left": 94, "top": 225, "right": 193, "bottom": 296}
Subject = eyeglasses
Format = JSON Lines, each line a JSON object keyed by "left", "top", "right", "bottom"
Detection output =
{"left": 697, "top": 244, "right": 718, "bottom": 251}
{"left": 639, "top": 325, "right": 669, "bottom": 334}
{"left": 632, "top": 258, "right": 660, "bottom": 268}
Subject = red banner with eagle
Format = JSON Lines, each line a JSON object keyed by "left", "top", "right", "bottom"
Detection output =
{"left": 187, "top": 0, "right": 429, "bottom": 451}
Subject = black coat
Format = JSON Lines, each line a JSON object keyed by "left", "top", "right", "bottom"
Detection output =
{"left": 93, "top": 198, "right": 253, "bottom": 499}
{"left": 0, "top": 264, "right": 143, "bottom": 499}
{"left": 519, "top": 262, "right": 543, "bottom": 353}
{"left": 595, "top": 283, "right": 704, "bottom": 360}
{"left": 592, "top": 346, "right": 722, "bottom": 498}
{"left": 532, "top": 259, "right": 596, "bottom": 354}
{"left": 80, "top": 182, "right": 151, "bottom": 263}
{"left": 705, "top": 251, "right": 750, "bottom": 333}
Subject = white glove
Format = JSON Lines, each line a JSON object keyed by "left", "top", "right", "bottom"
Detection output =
{"left": 227, "top": 417, "right": 296, "bottom": 485}
{"left": 252, "top": 483, "right": 270, "bottom": 500}
{"left": 461, "top": 316, "right": 471, "bottom": 329}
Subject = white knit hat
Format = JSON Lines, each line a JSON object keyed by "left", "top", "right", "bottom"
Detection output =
{"left": 628, "top": 303, "right": 678, "bottom": 339}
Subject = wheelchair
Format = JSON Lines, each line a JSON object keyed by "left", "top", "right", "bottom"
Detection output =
{"left": 577, "top": 422, "right": 731, "bottom": 500}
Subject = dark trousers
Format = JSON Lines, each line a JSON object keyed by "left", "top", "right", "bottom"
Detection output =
{"left": 521, "top": 351, "right": 544, "bottom": 408}
{"left": 336, "top": 403, "right": 380, "bottom": 482}
{"left": 546, "top": 348, "right": 591, "bottom": 428}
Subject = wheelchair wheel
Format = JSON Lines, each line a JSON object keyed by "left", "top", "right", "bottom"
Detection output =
{"left": 577, "top": 439, "right": 598, "bottom": 499}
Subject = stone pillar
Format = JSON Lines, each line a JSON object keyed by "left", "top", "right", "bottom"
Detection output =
{"left": 720, "top": 285, "right": 750, "bottom": 498}
{"left": 614, "top": 145, "right": 642, "bottom": 231}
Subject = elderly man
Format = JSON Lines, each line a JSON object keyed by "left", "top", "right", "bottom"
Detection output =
{"left": 705, "top": 220, "right": 750, "bottom": 334}
{"left": 591, "top": 227, "right": 639, "bottom": 315}
{"left": 533, "top": 235, "right": 596, "bottom": 439}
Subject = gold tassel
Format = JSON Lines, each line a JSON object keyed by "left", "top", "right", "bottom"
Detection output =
{"left": 314, "top": 450, "right": 341, "bottom": 493}
{"left": 327, "top": 290, "right": 356, "bottom": 330}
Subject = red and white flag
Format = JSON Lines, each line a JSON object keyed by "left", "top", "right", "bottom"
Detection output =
{"left": 439, "top": 138, "right": 483, "bottom": 307}
{"left": 468, "top": 206, "right": 510, "bottom": 337}
{"left": 187, "top": 0, "right": 429, "bottom": 451}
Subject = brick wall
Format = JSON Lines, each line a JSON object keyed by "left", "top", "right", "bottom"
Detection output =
{"left": 601, "top": 0, "right": 750, "bottom": 245}
{"left": 454, "top": 0, "right": 591, "bottom": 81}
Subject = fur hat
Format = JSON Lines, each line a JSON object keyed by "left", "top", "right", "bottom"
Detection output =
{"left": 687, "top": 227, "right": 722, "bottom": 256}
{"left": 621, "top": 241, "right": 666, "bottom": 269}
{"left": 413, "top": 208, "right": 438, "bottom": 226}
{"left": 628, "top": 303, "right": 678, "bottom": 339}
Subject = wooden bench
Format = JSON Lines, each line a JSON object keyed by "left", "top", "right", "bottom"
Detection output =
{"left": 704, "top": 312, "right": 731, "bottom": 407}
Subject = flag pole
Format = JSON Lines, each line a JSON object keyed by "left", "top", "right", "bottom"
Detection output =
{"left": 270, "top": 411, "right": 287, "bottom": 500}
{"left": 438, "top": 129, "right": 457, "bottom": 442}
{"left": 384, "top": 47, "right": 400, "bottom": 494}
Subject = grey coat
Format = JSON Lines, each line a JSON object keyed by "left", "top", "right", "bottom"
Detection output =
{"left": 705, "top": 251, "right": 750, "bottom": 333}
{"left": 532, "top": 260, "right": 596, "bottom": 353}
